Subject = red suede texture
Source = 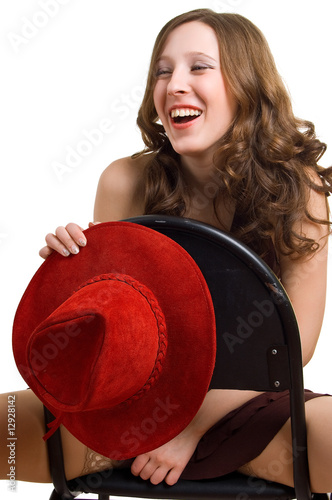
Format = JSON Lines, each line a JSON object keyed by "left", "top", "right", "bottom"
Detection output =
{"left": 30, "top": 314, "right": 104, "bottom": 408}
{"left": 28, "top": 277, "right": 161, "bottom": 412}
{"left": 12, "top": 222, "right": 216, "bottom": 459}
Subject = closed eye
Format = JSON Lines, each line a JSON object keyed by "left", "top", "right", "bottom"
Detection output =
{"left": 155, "top": 68, "right": 172, "bottom": 77}
{"left": 155, "top": 64, "right": 214, "bottom": 78}
{"left": 191, "top": 64, "right": 213, "bottom": 72}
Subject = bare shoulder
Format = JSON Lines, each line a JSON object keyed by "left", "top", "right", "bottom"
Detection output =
{"left": 94, "top": 153, "right": 153, "bottom": 222}
{"left": 306, "top": 168, "right": 329, "bottom": 218}
{"left": 101, "top": 154, "right": 150, "bottom": 184}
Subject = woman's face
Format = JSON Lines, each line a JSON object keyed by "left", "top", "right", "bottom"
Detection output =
{"left": 153, "top": 21, "right": 238, "bottom": 164}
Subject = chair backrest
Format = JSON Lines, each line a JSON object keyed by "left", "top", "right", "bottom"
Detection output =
{"left": 44, "top": 215, "right": 312, "bottom": 500}
{"left": 135, "top": 216, "right": 298, "bottom": 393}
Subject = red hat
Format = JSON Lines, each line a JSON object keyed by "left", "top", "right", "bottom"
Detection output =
{"left": 12, "top": 221, "right": 216, "bottom": 459}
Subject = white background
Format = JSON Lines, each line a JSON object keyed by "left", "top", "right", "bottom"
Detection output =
{"left": 0, "top": 0, "right": 331, "bottom": 498}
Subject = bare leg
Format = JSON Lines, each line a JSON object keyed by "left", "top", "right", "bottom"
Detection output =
{"left": 239, "top": 396, "right": 332, "bottom": 493}
{"left": 1, "top": 390, "right": 89, "bottom": 482}
{"left": 1, "top": 390, "right": 51, "bottom": 482}
{"left": 1, "top": 389, "right": 127, "bottom": 484}
{"left": 3, "top": 389, "right": 331, "bottom": 492}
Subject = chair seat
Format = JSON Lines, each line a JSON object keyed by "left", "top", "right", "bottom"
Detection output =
{"left": 67, "top": 469, "right": 296, "bottom": 500}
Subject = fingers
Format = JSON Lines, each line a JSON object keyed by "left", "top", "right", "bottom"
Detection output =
{"left": 39, "top": 245, "right": 54, "bottom": 260}
{"left": 150, "top": 466, "right": 172, "bottom": 485}
{"left": 131, "top": 454, "right": 180, "bottom": 485}
{"left": 131, "top": 454, "right": 149, "bottom": 477}
{"left": 55, "top": 223, "right": 87, "bottom": 254}
{"left": 88, "top": 221, "right": 101, "bottom": 228}
{"left": 132, "top": 457, "right": 165, "bottom": 484}
{"left": 41, "top": 223, "right": 87, "bottom": 259}
{"left": 164, "top": 467, "right": 182, "bottom": 486}
{"left": 39, "top": 222, "right": 102, "bottom": 260}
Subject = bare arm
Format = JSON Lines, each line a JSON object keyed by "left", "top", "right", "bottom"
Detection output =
{"left": 279, "top": 186, "right": 329, "bottom": 366}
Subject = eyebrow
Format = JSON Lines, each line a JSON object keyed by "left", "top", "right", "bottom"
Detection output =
{"left": 187, "top": 51, "right": 218, "bottom": 63}
{"left": 157, "top": 51, "right": 218, "bottom": 64}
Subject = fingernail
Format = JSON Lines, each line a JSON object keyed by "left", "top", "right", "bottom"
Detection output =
{"left": 63, "top": 248, "right": 70, "bottom": 257}
{"left": 78, "top": 238, "right": 86, "bottom": 246}
{"left": 71, "top": 245, "right": 79, "bottom": 254}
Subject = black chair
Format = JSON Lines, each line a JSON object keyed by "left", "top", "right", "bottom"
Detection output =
{"left": 43, "top": 215, "right": 328, "bottom": 500}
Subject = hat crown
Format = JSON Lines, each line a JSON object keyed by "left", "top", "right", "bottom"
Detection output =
{"left": 28, "top": 274, "right": 168, "bottom": 413}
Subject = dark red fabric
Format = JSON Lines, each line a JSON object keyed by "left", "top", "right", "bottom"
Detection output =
{"left": 107, "top": 390, "right": 329, "bottom": 479}
{"left": 181, "top": 390, "right": 328, "bottom": 479}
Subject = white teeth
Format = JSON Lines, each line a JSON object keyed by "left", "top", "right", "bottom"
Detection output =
{"left": 171, "top": 108, "right": 202, "bottom": 118}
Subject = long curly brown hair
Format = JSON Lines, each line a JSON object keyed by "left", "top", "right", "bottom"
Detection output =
{"left": 134, "top": 8, "right": 331, "bottom": 259}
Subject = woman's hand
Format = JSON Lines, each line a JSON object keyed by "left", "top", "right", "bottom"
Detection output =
{"left": 130, "top": 389, "right": 241, "bottom": 485}
{"left": 39, "top": 222, "right": 89, "bottom": 259}
{"left": 130, "top": 427, "right": 201, "bottom": 486}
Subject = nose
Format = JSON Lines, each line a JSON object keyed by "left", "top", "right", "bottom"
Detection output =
{"left": 167, "top": 68, "right": 190, "bottom": 96}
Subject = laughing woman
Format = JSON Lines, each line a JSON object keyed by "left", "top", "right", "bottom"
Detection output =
{"left": 2, "top": 8, "right": 332, "bottom": 494}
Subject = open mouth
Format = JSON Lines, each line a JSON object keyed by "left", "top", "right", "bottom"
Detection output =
{"left": 170, "top": 108, "right": 202, "bottom": 124}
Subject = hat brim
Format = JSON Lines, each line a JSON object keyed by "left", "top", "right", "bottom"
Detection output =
{"left": 13, "top": 221, "right": 216, "bottom": 459}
